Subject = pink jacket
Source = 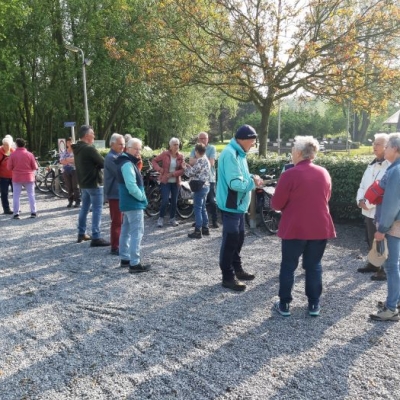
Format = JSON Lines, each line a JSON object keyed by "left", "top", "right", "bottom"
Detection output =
{"left": 8, "top": 147, "right": 38, "bottom": 183}
{"left": 271, "top": 159, "right": 336, "bottom": 240}
{"left": 151, "top": 150, "right": 185, "bottom": 185}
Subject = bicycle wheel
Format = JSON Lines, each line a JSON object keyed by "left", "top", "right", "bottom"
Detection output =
{"left": 176, "top": 193, "right": 194, "bottom": 219}
{"left": 261, "top": 208, "right": 280, "bottom": 234}
{"left": 51, "top": 174, "right": 68, "bottom": 198}
{"left": 44, "top": 169, "right": 55, "bottom": 192}
{"left": 145, "top": 186, "right": 161, "bottom": 217}
{"left": 35, "top": 168, "right": 51, "bottom": 193}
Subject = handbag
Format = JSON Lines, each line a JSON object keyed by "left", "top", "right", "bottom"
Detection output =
{"left": 364, "top": 180, "right": 384, "bottom": 205}
{"left": 189, "top": 179, "right": 205, "bottom": 192}
{"left": 368, "top": 238, "right": 388, "bottom": 267}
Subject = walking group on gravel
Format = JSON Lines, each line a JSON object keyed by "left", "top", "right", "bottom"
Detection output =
{"left": 2, "top": 125, "right": 400, "bottom": 321}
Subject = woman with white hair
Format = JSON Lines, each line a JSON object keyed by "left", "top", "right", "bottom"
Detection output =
{"left": 370, "top": 133, "right": 400, "bottom": 321}
{"left": 271, "top": 136, "right": 336, "bottom": 317}
{"left": 0, "top": 136, "right": 15, "bottom": 214}
{"left": 151, "top": 137, "right": 185, "bottom": 227}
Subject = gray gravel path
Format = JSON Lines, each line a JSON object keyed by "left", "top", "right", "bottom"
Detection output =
{"left": 1, "top": 192, "right": 399, "bottom": 400}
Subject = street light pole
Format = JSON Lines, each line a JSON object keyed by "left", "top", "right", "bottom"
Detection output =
{"left": 65, "top": 44, "right": 90, "bottom": 126}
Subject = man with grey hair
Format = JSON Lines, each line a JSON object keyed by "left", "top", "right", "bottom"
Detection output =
{"left": 104, "top": 133, "right": 125, "bottom": 255}
{"left": 356, "top": 133, "right": 390, "bottom": 280}
{"left": 72, "top": 125, "right": 110, "bottom": 247}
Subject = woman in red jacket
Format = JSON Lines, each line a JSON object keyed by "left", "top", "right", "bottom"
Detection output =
{"left": 0, "top": 136, "right": 14, "bottom": 214}
{"left": 151, "top": 138, "right": 185, "bottom": 227}
{"left": 271, "top": 136, "right": 336, "bottom": 317}
{"left": 7, "top": 138, "right": 38, "bottom": 219}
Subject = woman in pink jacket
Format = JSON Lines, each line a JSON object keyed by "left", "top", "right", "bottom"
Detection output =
{"left": 7, "top": 138, "right": 38, "bottom": 219}
{"left": 271, "top": 136, "right": 336, "bottom": 318}
{"left": 151, "top": 137, "right": 185, "bottom": 227}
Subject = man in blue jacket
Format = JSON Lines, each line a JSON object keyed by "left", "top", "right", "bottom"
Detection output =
{"left": 216, "top": 125, "right": 263, "bottom": 291}
{"left": 115, "top": 138, "right": 150, "bottom": 273}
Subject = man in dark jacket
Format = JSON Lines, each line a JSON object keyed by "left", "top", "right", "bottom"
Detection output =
{"left": 115, "top": 138, "right": 150, "bottom": 273}
{"left": 72, "top": 125, "right": 110, "bottom": 246}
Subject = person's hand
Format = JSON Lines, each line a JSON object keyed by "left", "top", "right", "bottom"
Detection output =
{"left": 374, "top": 231, "right": 385, "bottom": 241}
{"left": 253, "top": 174, "right": 263, "bottom": 187}
{"left": 358, "top": 200, "right": 369, "bottom": 211}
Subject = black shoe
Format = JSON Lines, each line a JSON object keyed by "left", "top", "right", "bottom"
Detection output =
{"left": 222, "top": 278, "right": 246, "bottom": 291}
{"left": 30, "top": 213, "right": 37, "bottom": 218}
{"left": 202, "top": 227, "right": 210, "bottom": 236}
{"left": 371, "top": 270, "right": 387, "bottom": 281}
{"left": 188, "top": 229, "right": 202, "bottom": 239}
{"left": 110, "top": 248, "right": 119, "bottom": 256}
{"left": 235, "top": 270, "right": 255, "bottom": 281}
{"left": 357, "top": 263, "right": 380, "bottom": 273}
{"left": 74, "top": 202, "right": 81, "bottom": 208}
{"left": 129, "top": 263, "right": 151, "bottom": 273}
{"left": 67, "top": 202, "right": 73, "bottom": 208}
{"left": 211, "top": 221, "right": 219, "bottom": 228}
{"left": 3, "top": 210, "right": 13, "bottom": 215}
{"left": 77, "top": 234, "right": 91, "bottom": 243}
{"left": 192, "top": 222, "right": 196, "bottom": 227}
{"left": 90, "top": 238, "right": 111, "bottom": 247}
{"left": 13, "top": 214, "right": 20, "bottom": 220}
{"left": 120, "top": 260, "right": 130, "bottom": 268}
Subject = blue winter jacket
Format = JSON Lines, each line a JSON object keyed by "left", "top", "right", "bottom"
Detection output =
{"left": 216, "top": 138, "right": 255, "bottom": 213}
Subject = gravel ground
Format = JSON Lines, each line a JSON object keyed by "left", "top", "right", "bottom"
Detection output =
{"left": 1, "top": 191, "right": 400, "bottom": 400}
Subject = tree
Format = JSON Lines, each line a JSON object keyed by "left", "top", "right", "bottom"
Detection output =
{"left": 107, "top": 0, "right": 400, "bottom": 155}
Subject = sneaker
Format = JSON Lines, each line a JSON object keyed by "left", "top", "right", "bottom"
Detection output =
{"left": 3, "top": 210, "right": 13, "bottom": 215}
{"left": 357, "top": 263, "right": 380, "bottom": 273}
{"left": 222, "top": 278, "right": 246, "bottom": 291}
{"left": 235, "top": 270, "right": 255, "bottom": 281}
{"left": 77, "top": 234, "right": 91, "bottom": 243}
{"left": 120, "top": 260, "right": 130, "bottom": 268}
{"left": 170, "top": 218, "right": 179, "bottom": 226}
{"left": 129, "top": 263, "right": 151, "bottom": 273}
{"left": 90, "top": 238, "right": 111, "bottom": 247}
{"left": 377, "top": 301, "right": 400, "bottom": 310}
{"left": 201, "top": 227, "right": 210, "bottom": 236}
{"left": 274, "top": 301, "right": 291, "bottom": 317}
{"left": 371, "top": 269, "right": 387, "bottom": 281}
{"left": 157, "top": 217, "right": 164, "bottom": 227}
{"left": 110, "top": 248, "right": 119, "bottom": 256}
{"left": 308, "top": 304, "right": 321, "bottom": 317}
{"left": 30, "top": 213, "right": 37, "bottom": 218}
{"left": 370, "top": 307, "right": 400, "bottom": 321}
{"left": 188, "top": 229, "right": 202, "bottom": 239}
{"left": 13, "top": 214, "right": 20, "bottom": 220}
{"left": 211, "top": 221, "right": 219, "bottom": 228}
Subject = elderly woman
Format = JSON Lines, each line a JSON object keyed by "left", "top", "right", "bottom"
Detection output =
{"left": 271, "top": 136, "right": 336, "bottom": 317}
{"left": 151, "top": 137, "right": 185, "bottom": 227}
{"left": 184, "top": 143, "right": 211, "bottom": 239}
{"left": 370, "top": 133, "right": 400, "bottom": 321}
{"left": 0, "top": 136, "right": 14, "bottom": 214}
{"left": 7, "top": 138, "right": 38, "bottom": 219}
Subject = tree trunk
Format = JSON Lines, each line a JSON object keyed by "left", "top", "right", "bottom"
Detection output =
{"left": 257, "top": 100, "right": 273, "bottom": 157}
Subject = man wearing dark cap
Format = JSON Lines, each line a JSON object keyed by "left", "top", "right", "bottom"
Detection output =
{"left": 216, "top": 124, "right": 263, "bottom": 291}
{"left": 72, "top": 125, "right": 110, "bottom": 247}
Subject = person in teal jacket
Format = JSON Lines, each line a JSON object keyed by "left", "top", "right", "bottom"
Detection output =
{"left": 216, "top": 125, "right": 263, "bottom": 291}
{"left": 115, "top": 138, "right": 150, "bottom": 274}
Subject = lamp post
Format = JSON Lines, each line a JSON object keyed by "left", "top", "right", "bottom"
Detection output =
{"left": 65, "top": 44, "right": 91, "bottom": 126}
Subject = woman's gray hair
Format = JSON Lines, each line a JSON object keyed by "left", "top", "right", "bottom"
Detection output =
{"left": 374, "top": 133, "right": 389, "bottom": 144}
{"left": 292, "top": 136, "right": 319, "bottom": 159}
{"left": 126, "top": 138, "right": 142, "bottom": 149}
{"left": 169, "top": 137, "right": 180, "bottom": 146}
{"left": 109, "top": 133, "right": 123, "bottom": 146}
{"left": 124, "top": 134, "right": 132, "bottom": 143}
{"left": 387, "top": 133, "right": 400, "bottom": 152}
{"left": 2, "top": 137, "right": 13, "bottom": 146}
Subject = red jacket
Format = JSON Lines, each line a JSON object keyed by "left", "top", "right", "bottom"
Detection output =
{"left": 271, "top": 159, "right": 336, "bottom": 240}
{"left": 8, "top": 147, "right": 38, "bottom": 183}
{"left": 151, "top": 150, "right": 185, "bottom": 185}
{"left": 0, "top": 146, "right": 13, "bottom": 179}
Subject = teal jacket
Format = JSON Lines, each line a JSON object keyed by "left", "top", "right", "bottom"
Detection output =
{"left": 216, "top": 138, "right": 255, "bottom": 213}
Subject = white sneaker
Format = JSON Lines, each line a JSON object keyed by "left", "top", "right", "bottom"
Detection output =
{"left": 370, "top": 307, "right": 400, "bottom": 321}
{"left": 157, "top": 217, "right": 163, "bottom": 227}
{"left": 170, "top": 218, "right": 179, "bottom": 226}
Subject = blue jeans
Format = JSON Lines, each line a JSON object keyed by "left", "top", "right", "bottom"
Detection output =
{"left": 0, "top": 177, "right": 12, "bottom": 212}
{"left": 193, "top": 185, "right": 209, "bottom": 229}
{"left": 160, "top": 183, "right": 178, "bottom": 219}
{"left": 384, "top": 234, "right": 400, "bottom": 310}
{"left": 219, "top": 211, "right": 245, "bottom": 281}
{"left": 119, "top": 209, "right": 144, "bottom": 266}
{"left": 279, "top": 239, "right": 327, "bottom": 307}
{"left": 78, "top": 187, "right": 103, "bottom": 239}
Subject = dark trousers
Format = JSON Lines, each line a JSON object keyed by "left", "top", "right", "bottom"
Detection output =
{"left": 207, "top": 182, "right": 218, "bottom": 223}
{"left": 63, "top": 170, "right": 80, "bottom": 203}
{"left": 0, "top": 177, "right": 12, "bottom": 212}
{"left": 219, "top": 211, "right": 245, "bottom": 281}
{"left": 279, "top": 239, "right": 327, "bottom": 307}
{"left": 108, "top": 199, "right": 123, "bottom": 250}
{"left": 365, "top": 216, "right": 376, "bottom": 250}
